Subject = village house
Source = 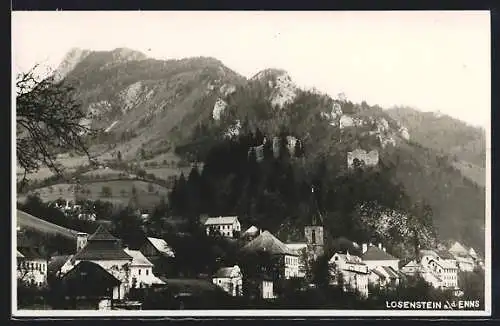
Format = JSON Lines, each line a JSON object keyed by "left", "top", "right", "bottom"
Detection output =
{"left": 329, "top": 251, "right": 370, "bottom": 298}
{"left": 123, "top": 248, "right": 165, "bottom": 289}
{"left": 448, "top": 242, "right": 476, "bottom": 272}
{"left": 368, "top": 265, "right": 403, "bottom": 289}
{"left": 212, "top": 265, "right": 243, "bottom": 297}
{"left": 285, "top": 243, "right": 308, "bottom": 278}
{"left": 401, "top": 249, "right": 459, "bottom": 291}
{"left": 241, "top": 230, "right": 300, "bottom": 280}
{"left": 66, "top": 225, "right": 133, "bottom": 299}
{"left": 139, "top": 237, "right": 175, "bottom": 260}
{"left": 204, "top": 216, "right": 241, "bottom": 238}
{"left": 59, "top": 261, "right": 122, "bottom": 310}
{"left": 361, "top": 243, "right": 400, "bottom": 271}
{"left": 242, "top": 225, "right": 261, "bottom": 241}
{"left": 17, "top": 235, "right": 47, "bottom": 287}
{"left": 17, "top": 247, "right": 47, "bottom": 287}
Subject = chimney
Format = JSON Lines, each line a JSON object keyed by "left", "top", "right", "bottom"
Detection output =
{"left": 378, "top": 243, "right": 382, "bottom": 250}
{"left": 76, "top": 233, "right": 88, "bottom": 252}
{"left": 362, "top": 243, "right": 368, "bottom": 254}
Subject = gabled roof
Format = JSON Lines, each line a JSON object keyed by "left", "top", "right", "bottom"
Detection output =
{"left": 331, "top": 252, "right": 366, "bottom": 265}
{"left": 73, "top": 241, "right": 132, "bottom": 261}
{"left": 61, "top": 261, "right": 121, "bottom": 296}
{"left": 213, "top": 266, "right": 241, "bottom": 278}
{"left": 124, "top": 249, "right": 154, "bottom": 266}
{"left": 204, "top": 216, "right": 238, "bottom": 225}
{"left": 402, "top": 260, "right": 420, "bottom": 268}
{"left": 381, "top": 266, "right": 399, "bottom": 279}
{"left": 17, "top": 250, "right": 24, "bottom": 258}
{"left": 87, "top": 225, "right": 119, "bottom": 241}
{"left": 243, "top": 225, "right": 259, "bottom": 235}
{"left": 362, "top": 246, "right": 397, "bottom": 261}
{"left": 449, "top": 241, "right": 469, "bottom": 256}
{"left": 241, "top": 231, "right": 297, "bottom": 256}
{"left": 285, "top": 243, "right": 308, "bottom": 255}
{"left": 147, "top": 237, "right": 175, "bottom": 257}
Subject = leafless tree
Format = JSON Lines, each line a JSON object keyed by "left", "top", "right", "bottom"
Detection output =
{"left": 16, "top": 65, "right": 95, "bottom": 189}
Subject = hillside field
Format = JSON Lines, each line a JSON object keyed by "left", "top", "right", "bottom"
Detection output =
{"left": 20, "top": 179, "right": 169, "bottom": 210}
{"left": 17, "top": 210, "right": 84, "bottom": 239}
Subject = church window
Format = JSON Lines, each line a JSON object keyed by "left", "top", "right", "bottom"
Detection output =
{"left": 311, "top": 230, "right": 316, "bottom": 244}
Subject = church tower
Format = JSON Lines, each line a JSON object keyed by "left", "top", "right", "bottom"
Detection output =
{"left": 304, "top": 186, "right": 324, "bottom": 259}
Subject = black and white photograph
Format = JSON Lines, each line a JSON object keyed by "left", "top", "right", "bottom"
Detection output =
{"left": 12, "top": 10, "right": 490, "bottom": 316}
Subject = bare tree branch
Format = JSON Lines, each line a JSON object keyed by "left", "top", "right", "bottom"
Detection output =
{"left": 16, "top": 65, "right": 96, "bottom": 190}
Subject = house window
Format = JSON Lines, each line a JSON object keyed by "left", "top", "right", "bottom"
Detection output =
{"left": 146, "top": 269, "right": 149, "bottom": 276}
{"left": 138, "top": 269, "right": 142, "bottom": 275}
{"left": 311, "top": 230, "right": 316, "bottom": 244}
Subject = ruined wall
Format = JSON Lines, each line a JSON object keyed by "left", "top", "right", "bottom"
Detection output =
{"left": 347, "top": 149, "right": 379, "bottom": 168}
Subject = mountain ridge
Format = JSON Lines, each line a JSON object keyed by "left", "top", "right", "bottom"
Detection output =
{"left": 32, "top": 47, "right": 487, "bottom": 252}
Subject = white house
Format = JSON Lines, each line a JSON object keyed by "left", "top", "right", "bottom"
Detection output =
{"left": 261, "top": 279, "right": 275, "bottom": 299}
{"left": 212, "top": 265, "right": 243, "bottom": 296}
{"left": 285, "top": 242, "right": 308, "bottom": 278}
{"left": 17, "top": 247, "right": 47, "bottom": 287}
{"left": 123, "top": 248, "right": 165, "bottom": 289}
{"left": 204, "top": 216, "right": 241, "bottom": 238}
{"left": 369, "top": 265, "right": 401, "bottom": 288}
{"left": 448, "top": 242, "right": 476, "bottom": 272}
{"left": 329, "top": 252, "right": 369, "bottom": 298}
{"left": 401, "top": 260, "right": 420, "bottom": 276}
{"left": 402, "top": 250, "right": 459, "bottom": 291}
{"left": 361, "top": 243, "right": 399, "bottom": 271}
{"left": 67, "top": 225, "right": 133, "bottom": 299}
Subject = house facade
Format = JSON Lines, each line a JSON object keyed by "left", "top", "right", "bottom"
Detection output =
{"left": 241, "top": 230, "right": 301, "bottom": 280}
{"left": 123, "top": 248, "right": 164, "bottom": 289}
{"left": 329, "top": 252, "right": 369, "bottom": 298}
{"left": 261, "top": 279, "right": 275, "bottom": 299}
{"left": 212, "top": 265, "right": 243, "bottom": 296}
{"left": 448, "top": 241, "right": 476, "bottom": 272}
{"left": 17, "top": 248, "right": 47, "bottom": 287}
{"left": 402, "top": 250, "right": 459, "bottom": 291}
{"left": 204, "top": 216, "right": 241, "bottom": 238}
{"left": 67, "top": 225, "right": 133, "bottom": 299}
{"left": 59, "top": 261, "right": 122, "bottom": 308}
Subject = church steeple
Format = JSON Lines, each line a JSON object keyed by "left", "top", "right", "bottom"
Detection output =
{"left": 304, "top": 185, "right": 324, "bottom": 258}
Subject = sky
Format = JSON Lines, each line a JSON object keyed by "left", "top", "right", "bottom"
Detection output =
{"left": 12, "top": 11, "right": 490, "bottom": 128}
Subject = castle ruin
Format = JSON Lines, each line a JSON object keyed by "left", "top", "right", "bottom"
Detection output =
{"left": 347, "top": 149, "right": 379, "bottom": 169}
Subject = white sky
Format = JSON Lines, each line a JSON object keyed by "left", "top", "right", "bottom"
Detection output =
{"left": 12, "top": 11, "right": 490, "bottom": 127}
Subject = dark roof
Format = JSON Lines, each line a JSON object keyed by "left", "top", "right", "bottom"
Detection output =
{"left": 330, "top": 237, "right": 362, "bottom": 256}
{"left": 213, "top": 266, "right": 241, "bottom": 278}
{"left": 381, "top": 266, "right": 399, "bottom": 279}
{"left": 17, "top": 247, "right": 45, "bottom": 260}
{"left": 61, "top": 261, "right": 121, "bottom": 297}
{"left": 87, "top": 225, "right": 119, "bottom": 241}
{"left": 160, "top": 278, "right": 225, "bottom": 296}
{"left": 361, "top": 246, "right": 397, "bottom": 261}
{"left": 371, "top": 269, "right": 386, "bottom": 279}
{"left": 73, "top": 240, "right": 132, "bottom": 261}
{"left": 241, "top": 231, "right": 297, "bottom": 256}
{"left": 48, "top": 255, "right": 72, "bottom": 274}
